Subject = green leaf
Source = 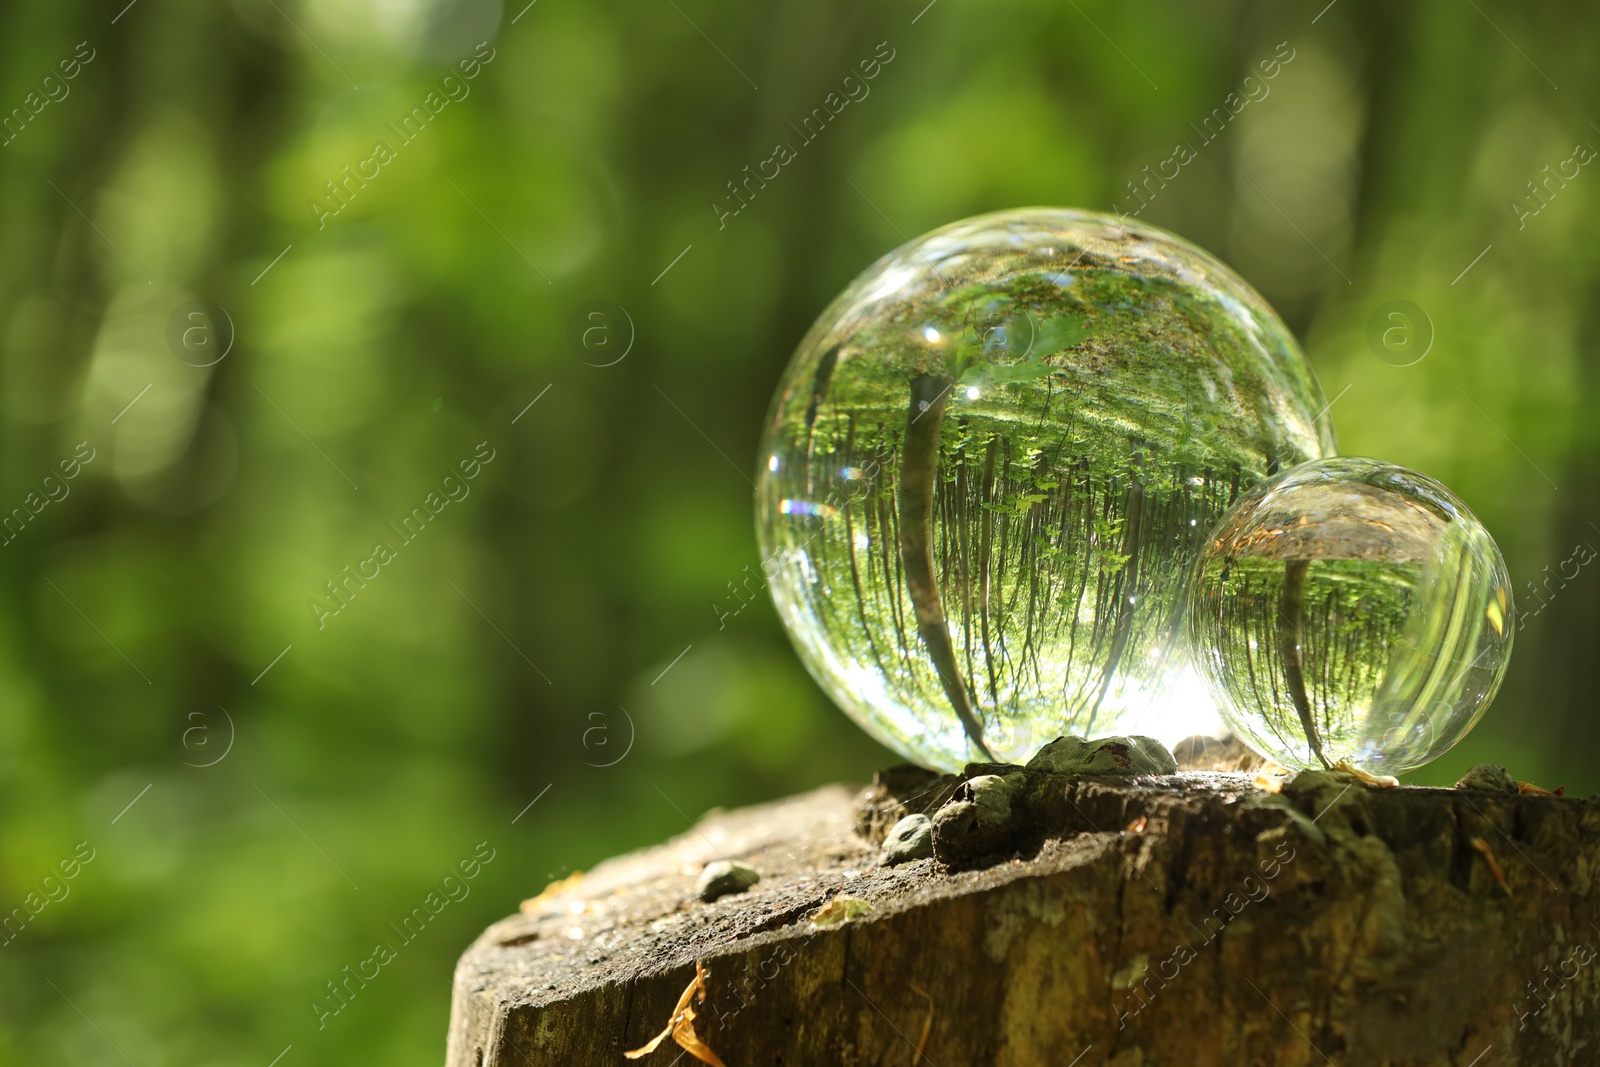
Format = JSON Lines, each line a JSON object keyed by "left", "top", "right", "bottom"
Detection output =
{"left": 986, "top": 354, "right": 1053, "bottom": 384}
{"left": 1025, "top": 314, "right": 1089, "bottom": 357}
{"left": 944, "top": 333, "right": 984, "bottom": 380}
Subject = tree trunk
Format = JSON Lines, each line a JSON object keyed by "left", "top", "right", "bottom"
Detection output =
{"left": 447, "top": 765, "right": 1600, "bottom": 1066}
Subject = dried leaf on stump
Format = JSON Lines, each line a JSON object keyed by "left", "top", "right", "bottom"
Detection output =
{"left": 910, "top": 983, "right": 935, "bottom": 1065}
{"left": 625, "top": 959, "right": 728, "bottom": 1067}
{"left": 521, "top": 871, "right": 585, "bottom": 915}
{"left": 1470, "top": 836, "right": 1513, "bottom": 897}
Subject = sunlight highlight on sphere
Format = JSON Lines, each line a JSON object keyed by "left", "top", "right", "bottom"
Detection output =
{"left": 756, "top": 208, "right": 1336, "bottom": 771}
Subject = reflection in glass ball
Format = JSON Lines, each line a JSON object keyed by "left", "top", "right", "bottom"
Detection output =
{"left": 756, "top": 209, "right": 1335, "bottom": 771}
{"left": 1187, "top": 457, "right": 1514, "bottom": 775}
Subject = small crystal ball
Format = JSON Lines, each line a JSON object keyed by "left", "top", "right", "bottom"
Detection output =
{"left": 1186, "top": 457, "right": 1514, "bottom": 775}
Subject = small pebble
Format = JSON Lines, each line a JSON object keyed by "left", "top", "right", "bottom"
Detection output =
{"left": 932, "top": 772, "right": 1025, "bottom": 866}
{"left": 1456, "top": 763, "right": 1518, "bottom": 794}
{"left": 963, "top": 774, "right": 1018, "bottom": 822}
{"left": 696, "top": 860, "right": 760, "bottom": 902}
{"left": 1027, "top": 735, "right": 1178, "bottom": 775}
{"left": 880, "top": 813, "right": 934, "bottom": 866}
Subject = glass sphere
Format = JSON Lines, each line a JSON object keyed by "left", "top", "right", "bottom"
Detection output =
{"left": 1187, "top": 457, "right": 1514, "bottom": 775}
{"left": 755, "top": 208, "right": 1336, "bottom": 771}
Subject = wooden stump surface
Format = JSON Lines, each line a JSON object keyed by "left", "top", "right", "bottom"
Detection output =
{"left": 447, "top": 766, "right": 1600, "bottom": 1066}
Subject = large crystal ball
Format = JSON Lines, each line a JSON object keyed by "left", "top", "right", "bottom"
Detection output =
{"left": 756, "top": 209, "right": 1335, "bottom": 770}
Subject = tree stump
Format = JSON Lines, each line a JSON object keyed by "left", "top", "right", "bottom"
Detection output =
{"left": 447, "top": 765, "right": 1600, "bottom": 1066}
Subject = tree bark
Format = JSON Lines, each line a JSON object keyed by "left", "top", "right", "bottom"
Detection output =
{"left": 447, "top": 766, "right": 1600, "bottom": 1066}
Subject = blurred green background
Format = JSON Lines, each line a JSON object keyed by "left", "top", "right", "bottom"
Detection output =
{"left": 0, "top": 0, "right": 1595, "bottom": 1062}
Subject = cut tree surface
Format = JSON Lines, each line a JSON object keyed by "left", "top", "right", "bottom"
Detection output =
{"left": 447, "top": 767, "right": 1600, "bottom": 1066}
